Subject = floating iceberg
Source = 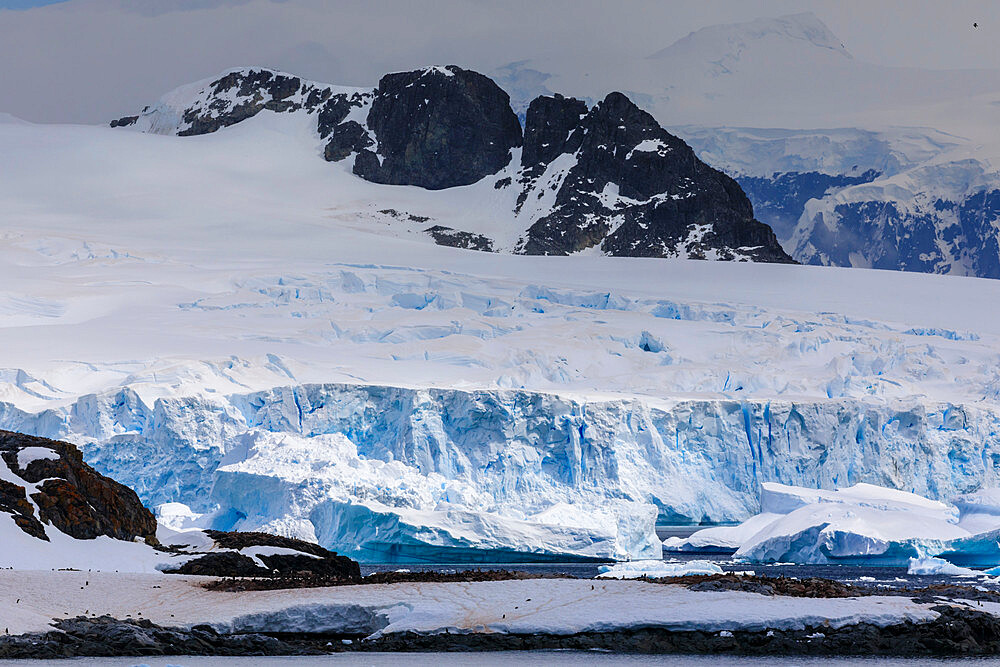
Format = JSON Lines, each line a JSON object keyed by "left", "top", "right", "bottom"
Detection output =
{"left": 596, "top": 559, "right": 723, "bottom": 579}
{"left": 208, "top": 429, "right": 661, "bottom": 563}
{"left": 663, "top": 513, "right": 782, "bottom": 554}
{"left": 667, "top": 482, "right": 974, "bottom": 566}
{"left": 907, "top": 557, "right": 978, "bottom": 577}
{"left": 735, "top": 502, "right": 967, "bottom": 565}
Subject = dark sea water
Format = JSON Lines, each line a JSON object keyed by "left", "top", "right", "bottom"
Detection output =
{"left": 359, "top": 555, "right": 1000, "bottom": 592}
{"left": 5, "top": 654, "right": 1000, "bottom": 666}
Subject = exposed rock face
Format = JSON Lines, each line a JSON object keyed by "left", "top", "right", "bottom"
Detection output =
{"left": 111, "top": 68, "right": 375, "bottom": 162}
{"left": 424, "top": 225, "right": 494, "bottom": 251}
{"left": 109, "top": 115, "right": 138, "bottom": 128}
{"left": 0, "top": 430, "right": 156, "bottom": 542}
{"left": 518, "top": 93, "right": 587, "bottom": 182}
{"left": 515, "top": 92, "right": 793, "bottom": 262}
{"left": 164, "top": 530, "right": 361, "bottom": 580}
{"left": 354, "top": 66, "right": 522, "bottom": 190}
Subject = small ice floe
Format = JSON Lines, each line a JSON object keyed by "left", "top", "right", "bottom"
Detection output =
{"left": 907, "top": 556, "right": 979, "bottom": 577}
{"left": 596, "top": 559, "right": 723, "bottom": 579}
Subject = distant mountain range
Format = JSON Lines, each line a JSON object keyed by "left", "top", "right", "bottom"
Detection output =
{"left": 495, "top": 12, "right": 1000, "bottom": 279}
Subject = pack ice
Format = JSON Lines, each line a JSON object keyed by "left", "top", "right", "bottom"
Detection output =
{"left": 668, "top": 482, "right": 1000, "bottom": 567}
{"left": 0, "top": 72, "right": 999, "bottom": 562}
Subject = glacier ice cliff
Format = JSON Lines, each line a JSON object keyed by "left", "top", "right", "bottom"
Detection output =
{"left": 0, "top": 383, "right": 997, "bottom": 562}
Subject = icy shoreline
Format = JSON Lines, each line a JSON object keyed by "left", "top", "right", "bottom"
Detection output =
{"left": 4, "top": 571, "right": 1000, "bottom": 657}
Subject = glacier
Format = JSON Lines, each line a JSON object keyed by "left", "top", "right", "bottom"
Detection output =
{"left": 0, "top": 74, "right": 999, "bottom": 562}
{"left": 1, "top": 381, "right": 999, "bottom": 562}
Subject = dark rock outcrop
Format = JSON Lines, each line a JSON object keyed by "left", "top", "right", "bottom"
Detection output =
{"left": 177, "top": 70, "right": 304, "bottom": 136}
{"left": 6, "top": 604, "right": 1000, "bottom": 658}
{"left": 0, "top": 430, "right": 157, "bottom": 542}
{"left": 109, "top": 115, "right": 138, "bottom": 128}
{"left": 113, "top": 68, "right": 375, "bottom": 163}
{"left": 164, "top": 530, "right": 361, "bottom": 581}
{"left": 515, "top": 92, "right": 794, "bottom": 262}
{"left": 424, "top": 225, "right": 494, "bottom": 251}
{"left": 354, "top": 65, "right": 522, "bottom": 190}
{"left": 0, "top": 615, "right": 318, "bottom": 658}
{"left": 519, "top": 93, "right": 587, "bottom": 183}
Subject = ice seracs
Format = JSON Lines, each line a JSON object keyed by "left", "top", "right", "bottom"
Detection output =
{"left": 208, "top": 429, "right": 660, "bottom": 562}
{"left": 668, "top": 482, "right": 999, "bottom": 567}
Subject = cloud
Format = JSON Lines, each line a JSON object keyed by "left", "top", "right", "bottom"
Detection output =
{"left": 2, "top": 0, "right": 1000, "bottom": 124}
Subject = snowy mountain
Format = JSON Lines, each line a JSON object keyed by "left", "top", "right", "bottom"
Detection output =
{"left": 677, "top": 125, "right": 1000, "bottom": 278}
{"left": 489, "top": 12, "right": 1000, "bottom": 280}
{"left": 112, "top": 65, "right": 792, "bottom": 263}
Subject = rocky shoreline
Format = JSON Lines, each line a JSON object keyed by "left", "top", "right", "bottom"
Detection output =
{"left": 3, "top": 603, "right": 1000, "bottom": 658}
{"left": 5, "top": 572, "right": 1000, "bottom": 658}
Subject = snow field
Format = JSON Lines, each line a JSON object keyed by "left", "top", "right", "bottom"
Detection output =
{"left": 0, "top": 570, "right": 943, "bottom": 638}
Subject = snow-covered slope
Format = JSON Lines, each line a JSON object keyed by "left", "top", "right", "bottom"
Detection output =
{"left": 1, "top": 95, "right": 999, "bottom": 561}
{"left": 518, "top": 12, "right": 1000, "bottom": 133}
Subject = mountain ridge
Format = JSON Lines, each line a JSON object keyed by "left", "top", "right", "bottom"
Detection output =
{"left": 112, "top": 65, "right": 793, "bottom": 264}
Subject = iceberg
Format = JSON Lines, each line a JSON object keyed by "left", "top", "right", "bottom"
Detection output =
{"left": 663, "top": 514, "right": 782, "bottom": 554}
{"left": 734, "top": 502, "right": 967, "bottom": 565}
{"left": 596, "top": 560, "right": 723, "bottom": 579}
{"left": 669, "top": 482, "right": 967, "bottom": 564}
{"left": 907, "top": 557, "right": 978, "bottom": 577}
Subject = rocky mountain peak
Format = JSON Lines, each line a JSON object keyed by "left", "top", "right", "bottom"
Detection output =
{"left": 354, "top": 65, "right": 523, "bottom": 190}
{"left": 515, "top": 91, "right": 792, "bottom": 261}
{"left": 520, "top": 93, "right": 587, "bottom": 177}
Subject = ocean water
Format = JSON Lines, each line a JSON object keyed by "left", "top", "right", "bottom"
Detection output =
{"left": 358, "top": 557, "right": 1000, "bottom": 591}
{"left": 4, "top": 655, "right": 1000, "bottom": 666}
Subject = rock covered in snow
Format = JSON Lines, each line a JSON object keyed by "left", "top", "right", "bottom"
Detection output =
{"left": 114, "top": 67, "right": 373, "bottom": 142}
{"left": 111, "top": 65, "right": 793, "bottom": 265}
{"left": 516, "top": 92, "right": 793, "bottom": 263}
{"left": 680, "top": 124, "right": 1000, "bottom": 279}
{"left": 0, "top": 430, "right": 156, "bottom": 543}
{"left": 161, "top": 529, "right": 360, "bottom": 580}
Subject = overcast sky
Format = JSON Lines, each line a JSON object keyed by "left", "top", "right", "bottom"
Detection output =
{"left": 1, "top": 0, "right": 999, "bottom": 123}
